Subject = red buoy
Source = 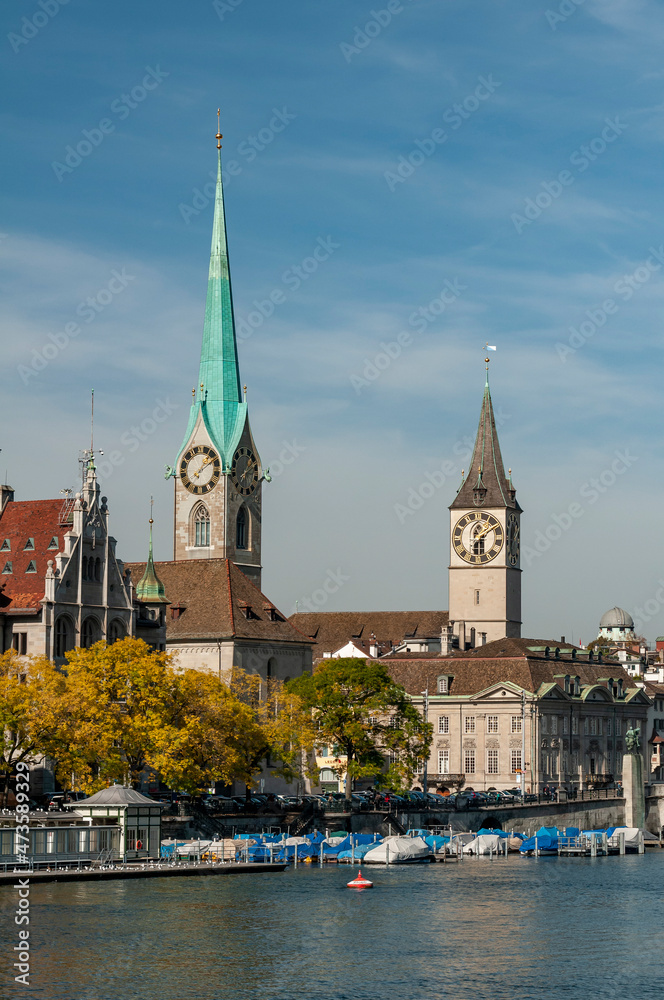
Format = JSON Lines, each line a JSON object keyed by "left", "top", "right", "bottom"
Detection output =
{"left": 347, "top": 869, "right": 373, "bottom": 889}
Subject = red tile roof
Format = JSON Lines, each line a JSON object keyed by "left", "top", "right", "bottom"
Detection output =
{"left": 288, "top": 610, "right": 449, "bottom": 655}
{"left": 0, "top": 499, "right": 69, "bottom": 611}
{"left": 125, "top": 558, "right": 313, "bottom": 646}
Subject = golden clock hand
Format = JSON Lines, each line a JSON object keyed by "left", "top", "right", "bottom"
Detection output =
{"left": 475, "top": 522, "right": 494, "bottom": 540}
{"left": 193, "top": 456, "right": 213, "bottom": 479}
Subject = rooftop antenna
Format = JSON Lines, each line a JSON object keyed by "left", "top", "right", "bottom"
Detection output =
{"left": 90, "top": 388, "right": 94, "bottom": 456}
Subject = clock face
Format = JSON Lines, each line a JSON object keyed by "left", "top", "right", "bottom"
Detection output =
{"left": 231, "top": 447, "right": 259, "bottom": 496}
{"left": 179, "top": 445, "right": 221, "bottom": 495}
{"left": 453, "top": 511, "right": 504, "bottom": 565}
{"left": 507, "top": 512, "right": 520, "bottom": 566}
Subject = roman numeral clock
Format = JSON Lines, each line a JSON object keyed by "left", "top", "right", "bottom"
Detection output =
{"left": 453, "top": 511, "right": 504, "bottom": 564}
{"left": 179, "top": 445, "right": 221, "bottom": 495}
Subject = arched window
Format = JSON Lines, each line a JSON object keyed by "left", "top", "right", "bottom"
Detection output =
{"left": 81, "top": 556, "right": 88, "bottom": 580}
{"left": 81, "top": 616, "right": 101, "bottom": 649}
{"left": 472, "top": 525, "right": 485, "bottom": 555}
{"left": 108, "top": 619, "right": 126, "bottom": 644}
{"left": 54, "top": 615, "right": 74, "bottom": 659}
{"left": 193, "top": 504, "right": 210, "bottom": 547}
{"left": 236, "top": 506, "right": 248, "bottom": 550}
{"left": 94, "top": 557, "right": 101, "bottom": 582}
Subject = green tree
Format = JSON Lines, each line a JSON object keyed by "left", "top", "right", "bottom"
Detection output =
{"left": 0, "top": 651, "right": 68, "bottom": 803}
{"left": 287, "top": 658, "right": 432, "bottom": 799}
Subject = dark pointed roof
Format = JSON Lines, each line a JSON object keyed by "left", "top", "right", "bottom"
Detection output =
{"left": 450, "top": 372, "right": 520, "bottom": 511}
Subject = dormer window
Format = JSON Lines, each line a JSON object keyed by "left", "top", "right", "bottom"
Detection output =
{"left": 0, "top": 539, "right": 9, "bottom": 551}
{"left": 437, "top": 676, "right": 449, "bottom": 694}
{"left": 564, "top": 675, "right": 570, "bottom": 694}
{"left": 170, "top": 605, "right": 185, "bottom": 620}
{"left": 25, "top": 561, "right": 36, "bottom": 573}
{"left": 23, "top": 538, "right": 34, "bottom": 551}
{"left": 473, "top": 486, "right": 487, "bottom": 507}
{"left": 574, "top": 676, "right": 581, "bottom": 697}
{"left": 2, "top": 561, "right": 12, "bottom": 574}
{"left": 47, "top": 536, "right": 59, "bottom": 550}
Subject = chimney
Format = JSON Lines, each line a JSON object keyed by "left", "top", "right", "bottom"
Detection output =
{"left": 369, "top": 632, "right": 378, "bottom": 658}
{"left": 1, "top": 485, "right": 14, "bottom": 513}
{"left": 561, "top": 636, "right": 566, "bottom": 644}
{"left": 440, "top": 624, "right": 454, "bottom": 656}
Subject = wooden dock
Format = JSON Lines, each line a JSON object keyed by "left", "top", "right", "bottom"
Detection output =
{"left": 0, "top": 861, "right": 286, "bottom": 886}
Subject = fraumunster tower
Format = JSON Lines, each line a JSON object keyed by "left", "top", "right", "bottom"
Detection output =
{"left": 170, "top": 115, "right": 264, "bottom": 588}
{"left": 448, "top": 358, "right": 521, "bottom": 648}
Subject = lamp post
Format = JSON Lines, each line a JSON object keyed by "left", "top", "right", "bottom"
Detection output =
{"left": 422, "top": 688, "right": 429, "bottom": 794}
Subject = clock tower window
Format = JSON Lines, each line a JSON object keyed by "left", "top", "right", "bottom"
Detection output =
{"left": 192, "top": 503, "right": 210, "bottom": 547}
{"left": 472, "top": 526, "right": 485, "bottom": 555}
{"left": 236, "top": 505, "right": 248, "bottom": 550}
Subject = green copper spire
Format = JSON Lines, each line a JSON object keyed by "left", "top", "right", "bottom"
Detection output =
{"left": 136, "top": 511, "right": 168, "bottom": 603}
{"left": 174, "top": 116, "right": 247, "bottom": 470}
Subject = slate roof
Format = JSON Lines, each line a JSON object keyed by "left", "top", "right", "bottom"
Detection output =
{"left": 384, "top": 637, "right": 641, "bottom": 699}
{"left": 0, "top": 499, "right": 69, "bottom": 611}
{"left": 288, "top": 610, "right": 449, "bottom": 656}
{"left": 450, "top": 380, "right": 520, "bottom": 511}
{"left": 126, "top": 558, "right": 312, "bottom": 646}
{"left": 66, "top": 786, "right": 160, "bottom": 808}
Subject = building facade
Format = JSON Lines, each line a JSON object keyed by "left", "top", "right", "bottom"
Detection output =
{"left": 0, "top": 466, "right": 133, "bottom": 662}
{"left": 386, "top": 638, "right": 650, "bottom": 793}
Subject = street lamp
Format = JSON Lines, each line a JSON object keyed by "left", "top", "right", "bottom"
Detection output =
{"left": 422, "top": 688, "right": 429, "bottom": 794}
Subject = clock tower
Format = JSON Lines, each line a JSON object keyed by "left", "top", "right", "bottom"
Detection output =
{"left": 448, "top": 359, "right": 521, "bottom": 648}
{"left": 169, "top": 122, "right": 264, "bottom": 588}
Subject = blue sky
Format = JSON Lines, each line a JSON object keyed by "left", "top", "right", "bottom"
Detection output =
{"left": 2, "top": 0, "right": 664, "bottom": 642}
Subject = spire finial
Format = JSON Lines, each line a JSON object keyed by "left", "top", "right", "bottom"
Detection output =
{"left": 216, "top": 108, "right": 222, "bottom": 150}
{"left": 243, "top": 384, "right": 247, "bottom": 398}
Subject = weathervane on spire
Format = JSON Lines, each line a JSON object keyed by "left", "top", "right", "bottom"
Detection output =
{"left": 216, "top": 108, "right": 222, "bottom": 150}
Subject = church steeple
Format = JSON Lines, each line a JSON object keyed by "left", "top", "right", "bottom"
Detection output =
{"left": 170, "top": 114, "right": 263, "bottom": 588}
{"left": 451, "top": 359, "right": 519, "bottom": 511}
{"left": 135, "top": 511, "right": 168, "bottom": 604}
{"left": 175, "top": 115, "right": 247, "bottom": 471}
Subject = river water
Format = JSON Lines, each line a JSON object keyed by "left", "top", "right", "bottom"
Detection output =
{"left": 1, "top": 852, "right": 662, "bottom": 1000}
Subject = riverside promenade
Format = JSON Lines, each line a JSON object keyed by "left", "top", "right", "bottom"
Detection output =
{"left": 0, "top": 860, "right": 286, "bottom": 887}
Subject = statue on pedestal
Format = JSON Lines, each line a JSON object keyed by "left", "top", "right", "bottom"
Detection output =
{"left": 625, "top": 728, "right": 641, "bottom": 755}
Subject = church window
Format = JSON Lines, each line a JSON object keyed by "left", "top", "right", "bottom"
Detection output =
{"left": 0, "top": 539, "right": 10, "bottom": 551}
{"left": 82, "top": 556, "right": 88, "bottom": 580}
{"left": 438, "top": 715, "right": 449, "bottom": 734}
{"left": 12, "top": 632, "right": 27, "bottom": 655}
{"left": 108, "top": 619, "right": 126, "bottom": 644}
{"left": 472, "top": 526, "right": 485, "bottom": 555}
{"left": 23, "top": 538, "right": 34, "bottom": 551}
{"left": 54, "top": 615, "right": 73, "bottom": 658}
{"left": 464, "top": 749, "right": 476, "bottom": 774}
{"left": 236, "top": 506, "right": 248, "bottom": 550}
{"left": 487, "top": 749, "right": 499, "bottom": 774}
{"left": 94, "top": 557, "right": 101, "bottom": 582}
{"left": 81, "top": 616, "right": 101, "bottom": 649}
{"left": 193, "top": 504, "right": 210, "bottom": 547}
{"left": 464, "top": 716, "right": 475, "bottom": 734}
{"left": 48, "top": 536, "right": 58, "bottom": 550}
{"left": 25, "top": 561, "right": 36, "bottom": 573}
{"left": 2, "top": 561, "right": 12, "bottom": 574}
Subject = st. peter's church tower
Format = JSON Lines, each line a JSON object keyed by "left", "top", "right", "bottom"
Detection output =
{"left": 448, "top": 360, "right": 521, "bottom": 648}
